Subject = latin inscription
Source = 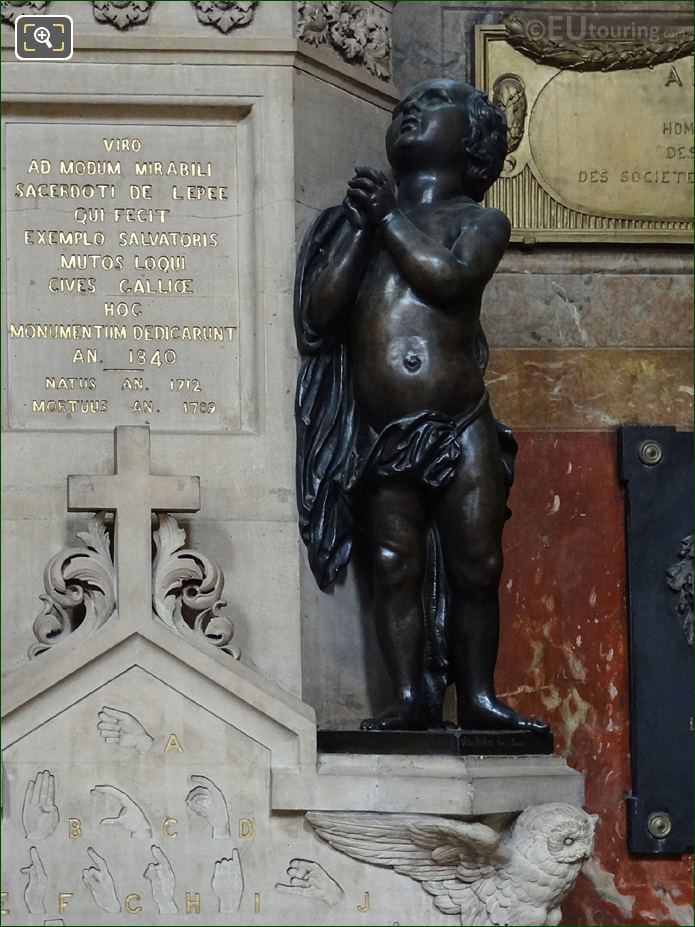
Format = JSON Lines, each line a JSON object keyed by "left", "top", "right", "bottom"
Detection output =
{"left": 5, "top": 124, "right": 243, "bottom": 432}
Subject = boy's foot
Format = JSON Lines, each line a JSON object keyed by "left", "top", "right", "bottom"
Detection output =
{"left": 360, "top": 696, "right": 430, "bottom": 731}
{"left": 458, "top": 695, "right": 549, "bottom": 733}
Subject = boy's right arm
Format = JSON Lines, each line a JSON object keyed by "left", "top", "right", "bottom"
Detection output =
{"left": 306, "top": 209, "right": 371, "bottom": 334}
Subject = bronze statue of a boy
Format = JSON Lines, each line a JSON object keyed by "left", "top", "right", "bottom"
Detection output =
{"left": 295, "top": 78, "right": 547, "bottom": 734}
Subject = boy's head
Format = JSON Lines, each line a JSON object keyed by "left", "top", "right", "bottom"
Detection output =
{"left": 386, "top": 78, "right": 507, "bottom": 202}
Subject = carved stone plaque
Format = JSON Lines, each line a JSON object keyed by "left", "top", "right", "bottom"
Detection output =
{"left": 475, "top": 22, "right": 694, "bottom": 243}
{"left": 3, "top": 110, "right": 257, "bottom": 433}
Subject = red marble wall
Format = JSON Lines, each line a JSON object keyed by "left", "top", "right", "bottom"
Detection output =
{"left": 497, "top": 432, "right": 694, "bottom": 927}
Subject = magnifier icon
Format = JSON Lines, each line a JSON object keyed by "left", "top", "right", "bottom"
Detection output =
{"left": 33, "top": 25, "right": 53, "bottom": 48}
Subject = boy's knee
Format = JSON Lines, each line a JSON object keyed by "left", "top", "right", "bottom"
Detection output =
{"left": 373, "top": 544, "right": 422, "bottom": 586}
{"left": 447, "top": 549, "right": 502, "bottom": 593}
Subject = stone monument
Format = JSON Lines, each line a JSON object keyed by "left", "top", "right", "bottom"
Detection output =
{"left": 2, "top": 3, "right": 592, "bottom": 924}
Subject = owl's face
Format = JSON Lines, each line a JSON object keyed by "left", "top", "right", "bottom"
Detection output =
{"left": 514, "top": 803, "right": 598, "bottom": 866}
{"left": 546, "top": 816, "right": 597, "bottom": 863}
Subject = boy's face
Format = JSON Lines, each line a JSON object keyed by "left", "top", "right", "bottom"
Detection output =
{"left": 386, "top": 79, "right": 472, "bottom": 174}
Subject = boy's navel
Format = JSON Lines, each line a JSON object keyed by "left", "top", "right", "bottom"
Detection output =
{"left": 403, "top": 351, "right": 422, "bottom": 371}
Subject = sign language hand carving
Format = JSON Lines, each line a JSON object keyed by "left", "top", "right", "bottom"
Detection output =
{"left": 185, "top": 774, "right": 231, "bottom": 838}
{"left": 275, "top": 858, "right": 344, "bottom": 908}
{"left": 144, "top": 845, "right": 179, "bottom": 915}
{"left": 22, "top": 770, "right": 59, "bottom": 839}
{"left": 21, "top": 847, "right": 48, "bottom": 915}
{"left": 97, "top": 706, "right": 154, "bottom": 755}
{"left": 212, "top": 850, "right": 244, "bottom": 913}
{"left": 307, "top": 805, "right": 597, "bottom": 926}
{"left": 82, "top": 847, "right": 120, "bottom": 915}
{"left": 91, "top": 784, "right": 153, "bottom": 838}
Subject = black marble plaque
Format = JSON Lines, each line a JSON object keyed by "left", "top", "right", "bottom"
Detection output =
{"left": 619, "top": 425, "right": 694, "bottom": 855}
{"left": 317, "top": 728, "right": 554, "bottom": 756}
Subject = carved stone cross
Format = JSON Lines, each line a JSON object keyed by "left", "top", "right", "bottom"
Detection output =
{"left": 68, "top": 426, "right": 200, "bottom": 628}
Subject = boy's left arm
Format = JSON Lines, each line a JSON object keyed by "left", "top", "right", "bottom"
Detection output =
{"left": 450, "top": 207, "right": 511, "bottom": 290}
{"left": 383, "top": 206, "right": 509, "bottom": 305}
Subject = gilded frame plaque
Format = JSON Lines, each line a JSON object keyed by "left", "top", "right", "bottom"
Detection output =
{"left": 475, "top": 22, "right": 694, "bottom": 244}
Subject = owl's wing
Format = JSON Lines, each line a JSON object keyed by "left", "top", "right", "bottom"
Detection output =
{"left": 426, "top": 864, "right": 549, "bottom": 927}
{"left": 306, "top": 812, "right": 511, "bottom": 922}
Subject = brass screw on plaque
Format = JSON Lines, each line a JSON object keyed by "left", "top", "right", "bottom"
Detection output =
{"left": 647, "top": 811, "right": 672, "bottom": 839}
{"left": 638, "top": 440, "right": 663, "bottom": 466}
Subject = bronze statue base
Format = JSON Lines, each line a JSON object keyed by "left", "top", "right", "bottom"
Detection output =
{"left": 317, "top": 728, "right": 554, "bottom": 756}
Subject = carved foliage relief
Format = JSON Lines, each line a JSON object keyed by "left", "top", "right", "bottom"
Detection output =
{"left": 30, "top": 514, "right": 116, "bottom": 659}
{"left": 2, "top": 1, "right": 261, "bottom": 31}
{"left": 152, "top": 514, "right": 240, "bottom": 659}
{"left": 297, "top": 1, "right": 391, "bottom": 80}
{"left": 191, "top": 0, "right": 258, "bottom": 33}
{"left": 29, "top": 514, "right": 240, "bottom": 661}
{"left": 504, "top": 14, "right": 694, "bottom": 73}
{"left": 92, "top": 1, "right": 155, "bottom": 30}
{"left": 1, "top": 0, "right": 48, "bottom": 25}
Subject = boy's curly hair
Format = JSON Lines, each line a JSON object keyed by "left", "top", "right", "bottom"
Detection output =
{"left": 462, "top": 90, "right": 508, "bottom": 202}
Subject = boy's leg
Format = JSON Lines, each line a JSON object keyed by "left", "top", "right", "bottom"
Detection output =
{"left": 432, "top": 408, "right": 548, "bottom": 732}
{"left": 360, "top": 478, "right": 430, "bottom": 731}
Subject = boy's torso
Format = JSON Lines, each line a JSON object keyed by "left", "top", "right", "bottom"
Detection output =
{"left": 350, "top": 198, "right": 490, "bottom": 431}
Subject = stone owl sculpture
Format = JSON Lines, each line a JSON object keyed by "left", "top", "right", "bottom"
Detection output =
{"left": 307, "top": 803, "right": 597, "bottom": 926}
